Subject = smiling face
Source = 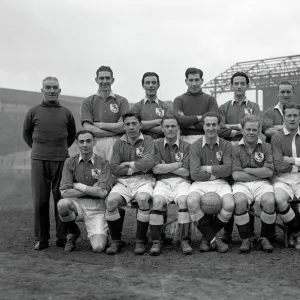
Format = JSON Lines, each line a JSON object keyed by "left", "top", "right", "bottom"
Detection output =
{"left": 95, "top": 71, "right": 114, "bottom": 93}
{"left": 185, "top": 73, "right": 203, "bottom": 94}
{"left": 203, "top": 116, "right": 220, "bottom": 139}
{"left": 143, "top": 75, "right": 159, "bottom": 99}
{"left": 41, "top": 79, "right": 61, "bottom": 102}
{"left": 284, "top": 108, "right": 300, "bottom": 132}
{"left": 76, "top": 132, "right": 95, "bottom": 156}
{"left": 242, "top": 121, "right": 260, "bottom": 144}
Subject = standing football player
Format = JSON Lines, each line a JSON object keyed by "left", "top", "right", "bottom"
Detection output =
{"left": 232, "top": 115, "right": 275, "bottom": 253}
{"left": 187, "top": 111, "right": 234, "bottom": 253}
{"left": 149, "top": 115, "right": 192, "bottom": 256}
{"left": 105, "top": 112, "right": 155, "bottom": 255}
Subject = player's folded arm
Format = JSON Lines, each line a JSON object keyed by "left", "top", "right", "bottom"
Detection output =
{"left": 173, "top": 98, "right": 199, "bottom": 128}
{"left": 189, "top": 144, "right": 211, "bottom": 181}
{"left": 211, "top": 142, "right": 232, "bottom": 178}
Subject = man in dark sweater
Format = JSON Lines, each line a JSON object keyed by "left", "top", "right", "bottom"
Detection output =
{"left": 173, "top": 67, "right": 218, "bottom": 144}
{"left": 23, "top": 77, "right": 76, "bottom": 250}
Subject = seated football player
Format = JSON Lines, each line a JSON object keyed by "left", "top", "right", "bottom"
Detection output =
{"left": 187, "top": 111, "right": 234, "bottom": 253}
{"left": 271, "top": 102, "right": 300, "bottom": 249}
{"left": 149, "top": 115, "right": 192, "bottom": 256}
{"left": 232, "top": 115, "right": 275, "bottom": 253}
{"left": 105, "top": 112, "right": 155, "bottom": 255}
{"left": 58, "top": 130, "right": 112, "bottom": 253}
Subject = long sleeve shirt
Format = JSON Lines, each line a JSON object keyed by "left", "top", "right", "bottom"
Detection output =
{"left": 189, "top": 136, "right": 232, "bottom": 181}
{"left": 271, "top": 127, "right": 300, "bottom": 174}
{"left": 232, "top": 138, "right": 274, "bottom": 178}
{"left": 173, "top": 90, "right": 218, "bottom": 136}
{"left": 154, "top": 138, "right": 190, "bottom": 180}
{"left": 23, "top": 101, "right": 76, "bottom": 161}
{"left": 110, "top": 133, "right": 155, "bottom": 177}
{"left": 218, "top": 99, "right": 260, "bottom": 141}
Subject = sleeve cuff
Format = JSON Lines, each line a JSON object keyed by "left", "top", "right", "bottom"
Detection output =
{"left": 291, "top": 165, "right": 298, "bottom": 173}
{"left": 130, "top": 162, "right": 135, "bottom": 169}
{"left": 294, "top": 158, "right": 300, "bottom": 166}
{"left": 207, "top": 166, "right": 212, "bottom": 174}
{"left": 230, "top": 130, "right": 236, "bottom": 138}
{"left": 127, "top": 168, "right": 134, "bottom": 175}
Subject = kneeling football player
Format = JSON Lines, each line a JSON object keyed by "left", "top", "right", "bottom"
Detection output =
{"left": 105, "top": 112, "right": 155, "bottom": 255}
{"left": 187, "top": 112, "right": 234, "bottom": 253}
{"left": 232, "top": 115, "right": 275, "bottom": 253}
{"left": 58, "top": 130, "right": 112, "bottom": 253}
{"left": 149, "top": 115, "right": 192, "bottom": 255}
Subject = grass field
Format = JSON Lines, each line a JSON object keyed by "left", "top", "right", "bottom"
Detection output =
{"left": 1, "top": 173, "right": 300, "bottom": 300}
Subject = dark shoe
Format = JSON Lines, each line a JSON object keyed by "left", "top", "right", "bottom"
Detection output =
{"left": 260, "top": 237, "right": 274, "bottom": 253}
{"left": 56, "top": 239, "right": 66, "bottom": 248}
{"left": 64, "top": 228, "right": 81, "bottom": 253}
{"left": 221, "top": 231, "right": 232, "bottom": 243}
{"left": 134, "top": 240, "right": 146, "bottom": 255}
{"left": 213, "top": 238, "right": 229, "bottom": 253}
{"left": 34, "top": 241, "right": 49, "bottom": 251}
{"left": 199, "top": 238, "right": 210, "bottom": 252}
{"left": 149, "top": 241, "right": 161, "bottom": 256}
{"left": 181, "top": 240, "right": 193, "bottom": 255}
{"left": 106, "top": 241, "right": 122, "bottom": 255}
{"left": 239, "top": 238, "right": 252, "bottom": 253}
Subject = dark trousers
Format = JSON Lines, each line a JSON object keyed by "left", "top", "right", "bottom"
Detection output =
{"left": 31, "top": 159, "right": 66, "bottom": 242}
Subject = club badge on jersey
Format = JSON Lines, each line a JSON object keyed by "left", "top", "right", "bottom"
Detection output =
{"left": 216, "top": 151, "right": 223, "bottom": 162}
{"left": 175, "top": 152, "right": 183, "bottom": 162}
{"left": 155, "top": 107, "right": 165, "bottom": 117}
{"left": 110, "top": 104, "right": 119, "bottom": 113}
{"left": 91, "top": 168, "right": 101, "bottom": 179}
{"left": 136, "top": 146, "right": 144, "bottom": 157}
{"left": 244, "top": 108, "right": 253, "bottom": 115}
{"left": 255, "top": 152, "right": 264, "bottom": 163}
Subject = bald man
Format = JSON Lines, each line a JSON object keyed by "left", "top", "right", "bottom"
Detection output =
{"left": 23, "top": 77, "right": 77, "bottom": 251}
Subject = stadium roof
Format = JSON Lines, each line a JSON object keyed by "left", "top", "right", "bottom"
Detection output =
{"left": 203, "top": 54, "right": 300, "bottom": 97}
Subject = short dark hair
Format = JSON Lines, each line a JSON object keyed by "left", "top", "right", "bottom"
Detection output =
{"left": 142, "top": 72, "right": 160, "bottom": 85}
{"left": 161, "top": 114, "right": 179, "bottom": 125}
{"left": 202, "top": 111, "right": 221, "bottom": 124}
{"left": 283, "top": 102, "right": 300, "bottom": 115}
{"left": 241, "top": 115, "right": 261, "bottom": 128}
{"left": 278, "top": 80, "right": 294, "bottom": 91}
{"left": 42, "top": 76, "right": 59, "bottom": 86}
{"left": 185, "top": 67, "right": 203, "bottom": 79}
{"left": 122, "top": 111, "right": 142, "bottom": 123}
{"left": 76, "top": 130, "right": 95, "bottom": 140}
{"left": 96, "top": 66, "right": 113, "bottom": 78}
{"left": 230, "top": 72, "right": 250, "bottom": 85}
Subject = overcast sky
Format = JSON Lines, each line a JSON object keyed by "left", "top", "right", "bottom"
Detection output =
{"left": 0, "top": 0, "right": 299, "bottom": 105}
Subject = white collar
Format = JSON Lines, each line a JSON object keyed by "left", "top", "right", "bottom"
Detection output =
{"left": 164, "top": 138, "right": 180, "bottom": 148}
{"left": 202, "top": 136, "right": 220, "bottom": 148}
{"left": 144, "top": 97, "right": 159, "bottom": 105}
{"left": 78, "top": 153, "right": 95, "bottom": 164}
{"left": 120, "top": 132, "right": 144, "bottom": 142}
{"left": 283, "top": 126, "right": 300, "bottom": 136}
{"left": 274, "top": 103, "right": 284, "bottom": 116}
{"left": 95, "top": 90, "right": 116, "bottom": 99}
{"left": 238, "top": 138, "right": 263, "bottom": 146}
{"left": 231, "top": 98, "right": 249, "bottom": 105}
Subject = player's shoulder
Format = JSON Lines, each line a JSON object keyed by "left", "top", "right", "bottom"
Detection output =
{"left": 82, "top": 94, "right": 98, "bottom": 104}
{"left": 179, "top": 139, "right": 190, "bottom": 149}
{"left": 143, "top": 134, "right": 154, "bottom": 143}
{"left": 219, "top": 137, "right": 232, "bottom": 149}
{"left": 65, "top": 153, "right": 80, "bottom": 167}
{"left": 271, "top": 130, "right": 284, "bottom": 143}
{"left": 190, "top": 137, "right": 203, "bottom": 149}
{"left": 94, "top": 154, "right": 110, "bottom": 166}
{"left": 219, "top": 100, "right": 231, "bottom": 109}
{"left": 154, "top": 137, "right": 164, "bottom": 145}
{"left": 114, "top": 93, "right": 128, "bottom": 104}
{"left": 261, "top": 140, "right": 272, "bottom": 151}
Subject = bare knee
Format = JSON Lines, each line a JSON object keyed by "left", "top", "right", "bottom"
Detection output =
{"left": 177, "top": 196, "right": 188, "bottom": 209}
{"left": 136, "top": 193, "right": 151, "bottom": 210}
{"left": 234, "top": 193, "right": 248, "bottom": 214}
{"left": 187, "top": 192, "right": 201, "bottom": 212}
{"left": 260, "top": 193, "right": 275, "bottom": 212}
{"left": 106, "top": 194, "right": 121, "bottom": 211}
{"left": 222, "top": 194, "right": 235, "bottom": 212}
{"left": 57, "top": 198, "right": 72, "bottom": 215}
{"left": 152, "top": 196, "right": 166, "bottom": 210}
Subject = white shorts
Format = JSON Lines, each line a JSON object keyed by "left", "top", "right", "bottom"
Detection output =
{"left": 188, "top": 179, "right": 232, "bottom": 198}
{"left": 111, "top": 174, "right": 155, "bottom": 204}
{"left": 152, "top": 177, "right": 191, "bottom": 204}
{"left": 94, "top": 136, "right": 120, "bottom": 161}
{"left": 232, "top": 180, "right": 274, "bottom": 205}
{"left": 180, "top": 135, "right": 203, "bottom": 144}
{"left": 273, "top": 174, "right": 300, "bottom": 200}
{"left": 72, "top": 198, "right": 108, "bottom": 238}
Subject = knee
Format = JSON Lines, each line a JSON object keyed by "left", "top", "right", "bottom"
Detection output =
{"left": 233, "top": 193, "right": 248, "bottom": 214}
{"left": 222, "top": 194, "right": 235, "bottom": 212}
{"left": 177, "top": 196, "right": 187, "bottom": 209}
{"left": 152, "top": 196, "right": 165, "bottom": 210}
{"left": 106, "top": 197, "right": 119, "bottom": 211}
{"left": 187, "top": 193, "right": 200, "bottom": 211}
{"left": 136, "top": 194, "right": 150, "bottom": 210}
{"left": 57, "top": 199, "right": 71, "bottom": 215}
{"left": 261, "top": 193, "right": 275, "bottom": 212}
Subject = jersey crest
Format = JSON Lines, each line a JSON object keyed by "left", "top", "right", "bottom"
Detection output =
{"left": 155, "top": 107, "right": 165, "bottom": 117}
{"left": 244, "top": 108, "right": 253, "bottom": 115}
{"left": 216, "top": 151, "right": 223, "bottom": 162}
{"left": 136, "top": 146, "right": 144, "bottom": 157}
{"left": 110, "top": 104, "right": 119, "bottom": 113}
{"left": 175, "top": 152, "right": 183, "bottom": 162}
{"left": 255, "top": 152, "right": 264, "bottom": 163}
{"left": 91, "top": 168, "right": 101, "bottom": 179}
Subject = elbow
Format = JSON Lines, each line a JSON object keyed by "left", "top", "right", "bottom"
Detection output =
{"left": 152, "top": 166, "right": 160, "bottom": 174}
{"left": 232, "top": 172, "right": 240, "bottom": 181}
